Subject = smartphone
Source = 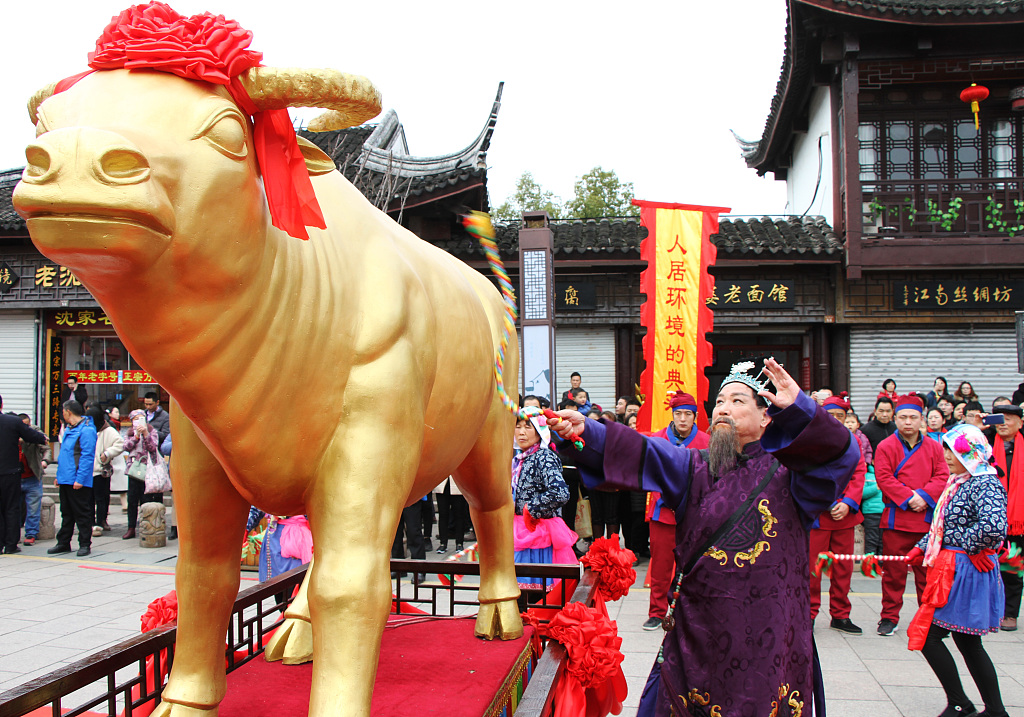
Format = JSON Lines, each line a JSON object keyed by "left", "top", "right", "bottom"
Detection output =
{"left": 983, "top": 414, "right": 1005, "bottom": 425}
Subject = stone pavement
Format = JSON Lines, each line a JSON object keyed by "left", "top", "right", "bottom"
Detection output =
{"left": 2, "top": 524, "right": 1024, "bottom": 715}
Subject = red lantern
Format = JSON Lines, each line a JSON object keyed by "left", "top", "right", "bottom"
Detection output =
{"left": 960, "top": 83, "right": 990, "bottom": 130}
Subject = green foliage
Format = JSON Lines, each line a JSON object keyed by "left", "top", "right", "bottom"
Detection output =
{"left": 985, "top": 195, "right": 1024, "bottom": 237}
{"left": 563, "top": 166, "right": 639, "bottom": 219}
{"left": 492, "top": 172, "right": 562, "bottom": 221}
{"left": 924, "top": 196, "right": 963, "bottom": 231}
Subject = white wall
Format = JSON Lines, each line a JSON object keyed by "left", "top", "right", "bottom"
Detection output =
{"left": 786, "top": 86, "right": 833, "bottom": 220}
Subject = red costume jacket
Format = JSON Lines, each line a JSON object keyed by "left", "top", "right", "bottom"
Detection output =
{"left": 811, "top": 452, "right": 866, "bottom": 530}
{"left": 645, "top": 426, "right": 710, "bottom": 525}
{"left": 874, "top": 432, "right": 947, "bottom": 533}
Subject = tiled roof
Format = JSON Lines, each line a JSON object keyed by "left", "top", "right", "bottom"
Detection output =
{"left": 299, "top": 83, "right": 501, "bottom": 212}
{"left": 818, "top": 0, "right": 1024, "bottom": 16}
{"left": 0, "top": 169, "right": 24, "bottom": 231}
{"left": 714, "top": 216, "right": 843, "bottom": 255}
{"left": 436, "top": 216, "right": 841, "bottom": 258}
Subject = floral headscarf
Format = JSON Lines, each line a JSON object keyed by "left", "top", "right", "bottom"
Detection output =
{"left": 942, "top": 424, "right": 997, "bottom": 477}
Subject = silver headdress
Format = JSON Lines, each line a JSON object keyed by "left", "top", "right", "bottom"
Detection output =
{"left": 719, "top": 358, "right": 774, "bottom": 399}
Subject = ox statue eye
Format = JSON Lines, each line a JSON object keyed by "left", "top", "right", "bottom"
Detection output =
{"left": 193, "top": 110, "right": 248, "bottom": 160}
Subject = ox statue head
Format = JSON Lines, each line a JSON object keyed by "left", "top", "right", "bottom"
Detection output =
{"left": 13, "top": 66, "right": 380, "bottom": 292}
{"left": 14, "top": 0, "right": 382, "bottom": 301}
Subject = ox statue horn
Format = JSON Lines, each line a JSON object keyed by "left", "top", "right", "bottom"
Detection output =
{"left": 239, "top": 67, "right": 382, "bottom": 132}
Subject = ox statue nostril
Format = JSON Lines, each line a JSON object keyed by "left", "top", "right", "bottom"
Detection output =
{"left": 97, "top": 148, "right": 150, "bottom": 183}
{"left": 24, "top": 144, "right": 52, "bottom": 182}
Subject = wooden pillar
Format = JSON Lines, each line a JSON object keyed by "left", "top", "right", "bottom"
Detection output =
{"left": 518, "top": 211, "right": 556, "bottom": 404}
{"left": 841, "top": 34, "right": 863, "bottom": 280}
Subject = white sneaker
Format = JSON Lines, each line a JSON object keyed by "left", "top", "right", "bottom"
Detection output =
{"left": 92, "top": 526, "right": 103, "bottom": 537}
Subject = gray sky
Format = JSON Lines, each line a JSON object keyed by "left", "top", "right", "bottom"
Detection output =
{"left": 2, "top": 0, "right": 789, "bottom": 216}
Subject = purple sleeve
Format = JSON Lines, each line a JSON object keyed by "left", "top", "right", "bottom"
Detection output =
{"left": 762, "top": 391, "right": 860, "bottom": 528}
{"left": 562, "top": 418, "right": 693, "bottom": 515}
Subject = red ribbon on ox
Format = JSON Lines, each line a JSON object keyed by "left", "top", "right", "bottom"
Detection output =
{"left": 57, "top": 1, "right": 325, "bottom": 240}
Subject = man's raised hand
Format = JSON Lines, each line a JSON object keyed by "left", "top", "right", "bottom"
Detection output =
{"left": 547, "top": 409, "right": 586, "bottom": 440}
{"left": 757, "top": 357, "right": 802, "bottom": 410}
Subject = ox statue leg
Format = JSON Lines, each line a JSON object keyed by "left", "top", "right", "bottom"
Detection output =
{"left": 304, "top": 390, "right": 416, "bottom": 716}
{"left": 457, "top": 402, "right": 524, "bottom": 641}
{"left": 263, "top": 560, "right": 314, "bottom": 664}
{"left": 153, "top": 404, "right": 250, "bottom": 716}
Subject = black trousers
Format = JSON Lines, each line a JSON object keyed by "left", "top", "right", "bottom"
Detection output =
{"left": 435, "top": 486, "right": 469, "bottom": 548}
{"left": 391, "top": 501, "right": 425, "bottom": 560}
{"left": 560, "top": 465, "right": 580, "bottom": 534}
{"left": 126, "top": 478, "right": 163, "bottom": 531}
{"left": 921, "top": 623, "right": 1005, "bottom": 715}
{"left": 93, "top": 473, "right": 111, "bottom": 527}
{"left": 1002, "top": 535, "right": 1024, "bottom": 619}
{"left": 862, "top": 512, "right": 883, "bottom": 555}
{"left": 56, "top": 483, "right": 95, "bottom": 548}
{"left": 0, "top": 471, "right": 22, "bottom": 550}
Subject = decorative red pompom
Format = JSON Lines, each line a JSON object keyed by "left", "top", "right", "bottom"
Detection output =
{"left": 88, "top": 1, "right": 262, "bottom": 85}
{"left": 581, "top": 534, "right": 636, "bottom": 602}
{"left": 140, "top": 590, "right": 178, "bottom": 632}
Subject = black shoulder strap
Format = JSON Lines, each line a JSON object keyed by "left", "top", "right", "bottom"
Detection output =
{"left": 682, "top": 457, "right": 781, "bottom": 576}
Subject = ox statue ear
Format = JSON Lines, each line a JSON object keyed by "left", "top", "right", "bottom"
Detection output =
{"left": 295, "top": 136, "right": 337, "bottom": 177}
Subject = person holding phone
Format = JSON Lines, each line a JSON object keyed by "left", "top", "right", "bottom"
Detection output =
{"left": 122, "top": 409, "right": 163, "bottom": 540}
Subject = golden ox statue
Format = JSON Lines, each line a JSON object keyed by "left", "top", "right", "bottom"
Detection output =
{"left": 14, "top": 66, "right": 522, "bottom": 716}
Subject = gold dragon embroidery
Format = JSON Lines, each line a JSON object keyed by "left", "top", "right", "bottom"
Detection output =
{"left": 759, "top": 498, "right": 778, "bottom": 537}
{"left": 769, "top": 684, "right": 804, "bottom": 717}
{"left": 702, "top": 499, "right": 778, "bottom": 568}
{"left": 678, "top": 688, "right": 723, "bottom": 717}
{"left": 702, "top": 546, "right": 728, "bottom": 565}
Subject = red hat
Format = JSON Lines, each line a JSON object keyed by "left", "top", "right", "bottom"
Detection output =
{"left": 669, "top": 391, "right": 698, "bottom": 412}
{"left": 822, "top": 392, "right": 850, "bottom": 412}
{"left": 895, "top": 394, "right": 924, "bottom": 413}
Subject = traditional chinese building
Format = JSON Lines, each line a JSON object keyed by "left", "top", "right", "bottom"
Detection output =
{"left": 740, "top": 0, "right": 1024, "bottom": 415}
{"left": 0, "top": 88, "right": 502, "bottom": 436}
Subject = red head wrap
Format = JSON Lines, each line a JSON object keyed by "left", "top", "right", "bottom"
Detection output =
{"left": 669, "top": 391, "right": 698, "bottom": 412}
{"left": 895, "top": 394, "right": 925, "bottom": 413}
{"left": 822, "top": 392, "right": 851, "bottom": 412}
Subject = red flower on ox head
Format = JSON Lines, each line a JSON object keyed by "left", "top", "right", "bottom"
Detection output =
{"left": 88, "top": 1, "right": 262, "bottom": 85}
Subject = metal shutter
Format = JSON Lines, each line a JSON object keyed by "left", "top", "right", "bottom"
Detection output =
{"left": 555, "top": 327, "right": 616, "bottom": 411}
{"left": 0, "top": 310, "right": 38, "bottom": 421}
{"left": 849, "top": 325, "right": 1022, "bottom": 419}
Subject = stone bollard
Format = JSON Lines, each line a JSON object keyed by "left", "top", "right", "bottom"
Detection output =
{"left": 139, "top": 502, "right": 167, "bottom": 548}
{"left": 38, "top": 496, "right": 56, "bottom": 540}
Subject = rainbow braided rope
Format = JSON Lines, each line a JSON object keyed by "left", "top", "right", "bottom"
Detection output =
{"left": 462, "top": 211, "right": 520, "bottom": 416}
{"left": 461, "top": 212, "right": 584, "bottom": 450}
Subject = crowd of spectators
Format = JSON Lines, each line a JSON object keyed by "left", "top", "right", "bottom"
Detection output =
{"left": 1, "top": 380, "right": 175, "bottom": 556}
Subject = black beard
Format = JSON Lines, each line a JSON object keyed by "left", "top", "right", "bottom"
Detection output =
{"left": 707, "top": 418, "right": 739, "bottom": 476}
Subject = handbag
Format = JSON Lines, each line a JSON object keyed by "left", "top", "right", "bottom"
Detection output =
{"left": 100, "top": 461, "right": 114, "bottom": 479}
{"left": 574, "top": 489, "right": 593, "bottom": 539}
{"left": 127, "top": 457, "right": 148, "bottom": 481}
{"left": 144, "top": 456, "right": 172, "bottom": 494}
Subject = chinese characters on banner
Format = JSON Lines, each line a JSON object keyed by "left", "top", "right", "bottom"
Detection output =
{"left": 46, "top": 334, "right": 63, "bottom": 440}
{"left": 64, "top": 370, "right": 155, "bottom": 384}
{"left": 46, "top": 308, "right": 114, "bottom": 330}
{"left": 635, "top": 200, "right": 729, "bottom": 433}
{"left": 893, "top": 281, "right": 1024, "bottom": 310}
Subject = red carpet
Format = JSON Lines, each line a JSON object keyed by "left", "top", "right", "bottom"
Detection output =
{"left": 218, "top": 617, "right": 534, "bottom": 717}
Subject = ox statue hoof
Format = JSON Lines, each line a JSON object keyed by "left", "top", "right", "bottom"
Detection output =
{"left": 474, "top": 599, "right": 524, "bottom": 641}
{"left": 151, "top": 700, "right": 218, "bottom": 716}
{"left": 264, "top": 616, "right": 314, "bottom": 664}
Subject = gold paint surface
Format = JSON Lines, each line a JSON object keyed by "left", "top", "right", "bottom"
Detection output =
{"left": 15, "top": 67, "right": 520, "bottom": 717}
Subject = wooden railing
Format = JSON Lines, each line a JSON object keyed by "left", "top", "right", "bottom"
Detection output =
{"left": 0, "top": 560, "right": 594, "bottom": 717}
{"left": 862, "top": 176, "right": 1024, "bottom": 238}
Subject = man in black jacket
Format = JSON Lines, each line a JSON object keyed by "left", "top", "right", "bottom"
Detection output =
{"left": 61, "top": 376, "right": 88, "bottom": 407}
{"left": 861, "top": 396, "right": 897, "bottom": 455}
{"left": 0, "top": 396, "right": 48, "bottom": 554}
{"left": 143, "top": 392, "right": 170, "bottom": 449}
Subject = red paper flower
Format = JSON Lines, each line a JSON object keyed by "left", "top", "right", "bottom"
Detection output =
{"left": 140, "top": 590, "right": 178, "bottom": 632}
{"left": 543, "top": 602, "right": 624, "bottom": 689}
{"left": 88, "top": 1, "right": 262, "bottom": 85}
{"left": 581, "top": 534, "right": 636, "bottom": 602}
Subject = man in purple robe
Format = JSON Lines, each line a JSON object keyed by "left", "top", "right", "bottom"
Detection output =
{"left": 551, "top": 358, "right": 859, "bottom": 717}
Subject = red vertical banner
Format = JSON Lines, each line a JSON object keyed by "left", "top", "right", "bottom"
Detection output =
{"left": 635, "top": 200, "right": 729, "bottom": 434}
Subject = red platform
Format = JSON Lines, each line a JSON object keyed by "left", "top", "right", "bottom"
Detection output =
{"left": 218, "top": 616, "right": 534, "bottom": 717}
